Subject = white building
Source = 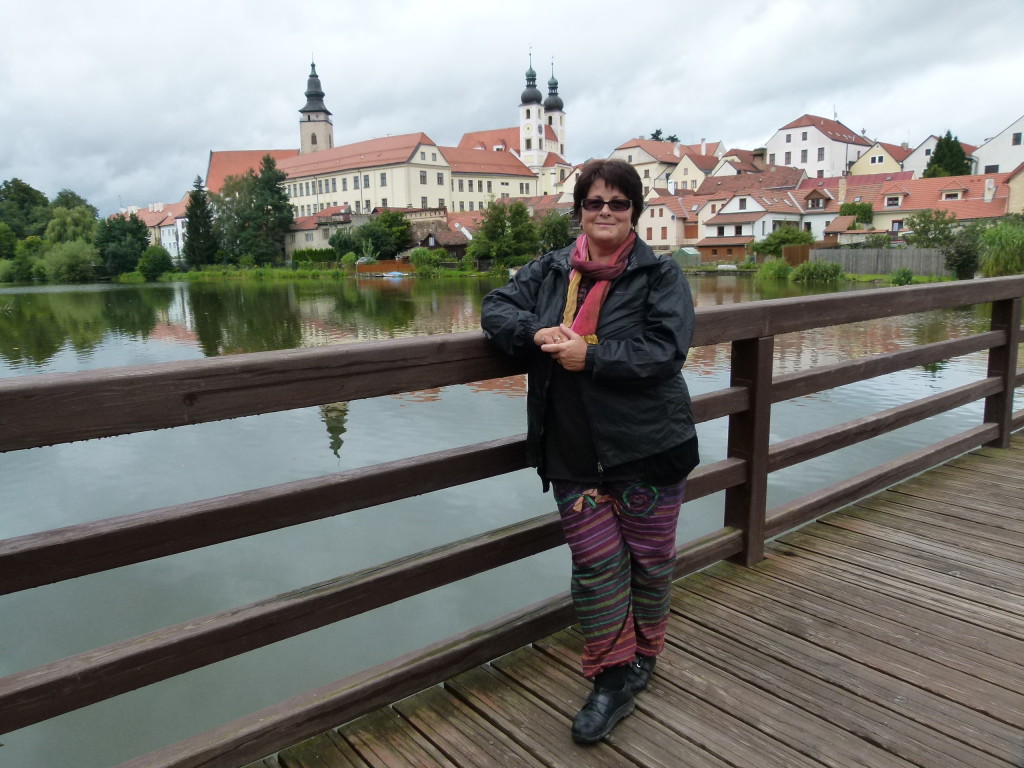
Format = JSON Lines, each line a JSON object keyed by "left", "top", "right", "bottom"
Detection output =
{"left": 973, "top": 114, "right": 1024, "bottom": 175}
{"left": 763, "top": 114, "right": 872, "bottom": 179}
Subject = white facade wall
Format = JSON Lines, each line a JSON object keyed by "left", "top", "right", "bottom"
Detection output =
{"left": 974, "top": 115, "right": 1024, "bottom": 174}
{"left": 765, "top": 126, "right": 867, "bottom": 179}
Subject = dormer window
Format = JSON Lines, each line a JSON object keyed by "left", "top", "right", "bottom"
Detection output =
{"left": 808, "top": 198, "right": 823, "bottom": 209}
{"left": 738, "top": 197, "right": 747, "bottom": 210}
{"left": 943, "top": 191, "right": 962, "bottom": 201}
{"left": 886, "top": 196, "right": 901, "bottom": 208}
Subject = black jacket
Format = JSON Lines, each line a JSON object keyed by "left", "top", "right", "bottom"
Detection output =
{"left": 481, "top": 238, "right": 696, "bottom": 472}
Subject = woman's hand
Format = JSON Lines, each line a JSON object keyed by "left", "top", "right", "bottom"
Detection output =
{"left": 533, "top": 326, "right": 563, "bottom": 347}
{"left": 541, "top": 324, "right": 587, "bottom": 372}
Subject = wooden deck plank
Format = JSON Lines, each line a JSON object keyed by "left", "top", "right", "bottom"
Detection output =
{"left": 268, "top": 439, "right": 1024, "bottom": 768}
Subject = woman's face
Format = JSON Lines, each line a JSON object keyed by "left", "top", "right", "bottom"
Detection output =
{"left": 580, "top": 178, "right": 633, "bottom": 256}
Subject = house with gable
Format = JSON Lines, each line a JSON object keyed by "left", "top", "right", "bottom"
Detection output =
{"left": 848, "top": 141, "right": 913, "bottom": 175}
{"left": 972, "top": 113, "right": 1024, "bottom": 174}
{"left": 120, "top": 196, "right": 189, "bottom": 264}
{"left": 763, "top": 114, "right": 872, "bottom": 178}
{"left": 667, "top": 150, "right": 721, "bottom": 191}
{"left": 639, "top": 195, "right": 698, "bottom": 253}
{"left": 901, "top": 135, "right": 979, "bottom": 177}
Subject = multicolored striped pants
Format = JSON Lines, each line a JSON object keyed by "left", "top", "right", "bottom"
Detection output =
{"left": 552, "top": 479, "right": 687, "bottom": 679}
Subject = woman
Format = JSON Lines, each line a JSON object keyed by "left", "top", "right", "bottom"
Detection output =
{"left": 481, "top": 159, "right": 698, "bottom": 744}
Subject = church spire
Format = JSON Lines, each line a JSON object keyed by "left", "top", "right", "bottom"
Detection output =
{"left": 298, "top": 62, "right": 333, "bottom": 155}
{"left": 300, "top": 61, "right": 332, "bottom": 116}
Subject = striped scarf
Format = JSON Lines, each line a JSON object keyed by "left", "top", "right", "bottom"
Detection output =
{"left": 561, "top": 231, "right": 636, "bottom": 344}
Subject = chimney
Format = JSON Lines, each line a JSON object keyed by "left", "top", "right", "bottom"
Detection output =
{"left": 984, "top": 178, "right": 996, "bottom": 203}
{"left": 700, "top": 138, "right": 706, "bottom": 155}
{"left": 673, "top": 144, "right": 680, "bottom": 158}
{"left": 751, "top": 147, "right": 767, "bottom": 171}
{"left": 838, "top": 177, "right": 848, "bottom": 204}
{"left": 900, "top": 141, "right": 909, "bottom": 151}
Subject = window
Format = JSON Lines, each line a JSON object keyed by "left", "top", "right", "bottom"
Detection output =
{"left": 817, "top": 147, "right": 825, "bottom": 161}
{"left": 525, "top": 139, "right": 532, "bottom": 150}
{"left": 437, "top": 172, "right": 444, "bottom": 185}
{"left": 419, "top": 171, "right": 427, "bottom": 184}
{"left": 808, "top": 198, "right": 823, "bottom": 209}
{"left": 420, "top": 151, "right": 426, "bottom": 160}
{"left": 354, "top": 201, "right": 360, "bottom": 213}
{"left": 380, "top": 173, "right": 387, "bottom": 186}
{"left": 525, "top": 108, "right": 531, "bottom": 119}
{"left": 627, "top": 154, "right": 632, "bottom": 163}
{"left": 658, "top": 208, "right": 664, "bottom": 218}
{"left": 985, "top": 164, "right": 1000, "bottom": 173}
{"left": 661, "top": 227, "right": 668, "bottom": 239}
{"left": 365, "top": 200, "right": 370, "bottom": 212}
{"left": 363, "top": 175, "right": 369, "bottom": 189}
{"left": 891, "top": 220, "right": 903, "bottom": 232}
{"left": 438, "top": 198, "right": 445, "bottom": 208}
{"left": 683, "top": 167, "right": 688, "bottom": 176}
{"left": 458, "top": 179, "right": 464, "bottom": 192}
{"left": 691, "top": 180, "right": 697, "bottom": 189}
{"left": 784, "top": 151, "right": 791, "bottom": 165}
{"left": 304, "top": 182, "right": 310, "bottom": 196}
{"left": 885, "top": 196, "right": 901, "bottom": 207}
{"left": 305, "top": 232, "right": 314, "bottom": 242}
{"left": 924, "top": 148, "right": 932, "bottom": 156}
{"left": 650, "top": 209, "right": 655, "bottom": 218}
{"left": 432, "top": 152, "right": 438, "bottom": 161}
{"left": 317, "top": 179, "right": 323, "bottom": 194}
{"left": 712, "top": 249, "right": 718, "bottom": 256}
{"left": 717, "top": 226, "right": 725, "bottom": 237}
{"left": 1012, "top": 132, "right": 1022, "bottom": 146}
{"left": 800, "top": 149, "right": 808, "bottom": 163}
{"left": 785, "top": 134, "right": 792, "bottom": 143}
{"left": 381, "top": 198, "right": 387, "bottom": 208}
{"left": 468, "top": 180, "right": 474, "bottom": 192}
{"left": 711, "top": 204, "right": 718, "bottom": 213}
{"left": 468, "top": 202, "right": 474, "bottom": 211}
{"left": 332, "top": 178, "right": 337, "bottom": 193}
{"left": 801, "top": 131, "right": 808, "bottom": 141}
{"left": 816, "top": 170, "right": 824, "bottom": 178}
{"left": 646, "top": 227, "right": 653, "bottom": 239}
{"left": 644, "top": 169, "right": 650, "bottom": 178}
{"left": 768, "top": 153, "right": 775, "bottom": 165}
{"left": 459, "top": 201, "right": 465, "bottom": 211}
{"left": 421, "top": 197, "right": 428, "bottom": 208}
{"left": 353, "top": 176, "right": 360, "bottom": 190}
{"left": 943, "top": 191, "right": 961, "bottom": 200}
{"left": 734, "top": 225, "right": 743, "bottom": 236}
{"left": 803, "top": 223, "right": 812, "bottom": 232}
{"left": 738, "top": 197, "right": 747, "bottom": 210}
{"left": 487, "top": 181, "right": 492, "bottom": 193}
{"left": 342, "top": 178, "right": 347, "bottom": 191}
{"left": 311, "top": 134, "right": 317, "bottom": 146}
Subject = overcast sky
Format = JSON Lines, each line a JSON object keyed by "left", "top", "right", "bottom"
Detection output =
{"left": 2, "top": 0, "right": 1022, "bottom": 217}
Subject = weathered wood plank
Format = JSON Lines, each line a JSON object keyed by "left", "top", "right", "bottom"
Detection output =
{"left": 852, "top": 494, "right": 1024, "bottom": 544}
{"left": 871, "top": 489, "right": 1024, "bottom": 534}
{"left": 276, "top": 732, "right": 367, "bottom": 768}
{"left": 337, "top": 707, "right": 458, "bottom": 767}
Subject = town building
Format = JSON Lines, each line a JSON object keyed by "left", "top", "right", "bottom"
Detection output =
{"left": 763, "top": 114, "right": 872, "bottom": 178}
{"left": 847, "top": 141, "right": 913, "bottom": 175}
{"left": 901, "top": 135, "right": 979, "bottom": 178}
{"left": 972, "top": 113, "right": 1024, "bottom": 174}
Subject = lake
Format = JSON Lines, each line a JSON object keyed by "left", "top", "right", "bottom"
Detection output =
{"left": 0, "top": 273, "right": 1014, "bottom": 767}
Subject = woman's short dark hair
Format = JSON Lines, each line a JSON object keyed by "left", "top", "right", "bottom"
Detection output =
{"left": 573, "top": 159, "right": 645, "bottom": 226}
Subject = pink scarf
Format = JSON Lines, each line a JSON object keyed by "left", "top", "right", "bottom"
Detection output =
{"left": 562, "top": 232, "right": 635, "bottom": 343}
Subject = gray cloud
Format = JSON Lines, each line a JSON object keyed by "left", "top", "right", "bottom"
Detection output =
{"left": 1, "top": 0, "right": 1020, "bottom": 216}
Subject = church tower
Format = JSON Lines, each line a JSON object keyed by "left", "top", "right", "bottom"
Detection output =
{"left": 299, "top": 62, "right": 333, "bottom": 155}
{"left": 518, "top": 55, "right": 545, "bottom": 170}
{"left": 543, "top": 62, "right": 566, "bottom": 158}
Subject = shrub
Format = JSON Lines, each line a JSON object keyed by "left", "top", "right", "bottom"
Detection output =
{"left": 755, "top": 258, "right": 791, "bottom": 281}
{"left": 340, "top": 252, "right": 358, "bottom": 268}
{"left": 889, "top": 267, "right": 914, "bottom": 286}
{"left": 790, "top": 260, "right": 844, "bottom": 283}
{"left": 859, "top": 233, "right": 894, "bottom": 249}
{"left": 39, "top": 239, "right": 101, "bottom": 283}
{"left": 409, "top": 246, "right": 445, "bottom": 275}
{"left": 138, "top": 245, "right": 173, "bottom": 282}
{"left": 291, "top": 248, "right": 334, "bottom": 264}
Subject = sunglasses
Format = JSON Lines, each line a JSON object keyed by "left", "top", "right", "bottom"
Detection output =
{"left": 580, "top": 198, "right": 632, "bottom": 212}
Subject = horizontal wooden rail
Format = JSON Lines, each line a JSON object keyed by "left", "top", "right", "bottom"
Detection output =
{"left": 0, "top": 455, "right": 745, "bottom": 733}
{"left": 113, "top": 526, "right": 744, "bottom": 768}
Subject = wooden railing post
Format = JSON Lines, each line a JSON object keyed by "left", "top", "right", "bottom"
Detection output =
{"left": 724, "top": 336, "right": 774, "bottom": 566}
{"left": 984, "top": 297, "right": 1022, "bottom": 448}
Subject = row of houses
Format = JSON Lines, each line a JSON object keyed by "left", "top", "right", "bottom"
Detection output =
{"left": 123, "top": 60, "right": 1024, "bottom": 265}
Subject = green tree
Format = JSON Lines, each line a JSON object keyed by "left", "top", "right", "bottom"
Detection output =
{"left": 979, "top": 216, "right": 1024, "bottom": 277}
{"left": 665, "top": 134, "right": 680, "bottom": 143}
{"left": 923, "top": 131, "right": 971, "bottom": 178}
{"left": 838, "top": 201, "right": 873, "bottom": 225}
{"left": 39, "top": 239, "right": 101, "bottom": 283}
{"left": 0, "top": 221, "right": 16, "bottom": 260}
{"left": 95, "top": 212, "right": 150, "bottom": 276}
{"left": 358, "top": 210, "right": 411, "bottom": 260}
{"left": 752, "top": 225, "right": 813, "bottom": 257}
{"left": 903, "top": 208, "right": 958, "bottom": 248}
{"left": 238, "top": 154, "right": 294, "bottom": 265}
{"left": 467, "top": 201, "right": 540, "bottom": 270}
{"left": 329, "top": 227, "right": 359, "bottom": 257}
{"left": 138, "top": 244, "right": 174, "bottom": 281}
{"left": 940, "top": 222, "right": 982, "bottom": 279}
{"left": 0, "top": 178, "right": 50, "bottom": 238}
{"left": 211, "top": 172, "right": 256, "bottom": 264}
{"left": 538, "top": 210, "right": 573, "bottom": 253}
{"left": 44, "top": 205, "right": 97, "bottom": 243}
{"left": 409, "top": 246, "right": 444, "bottom": 275}
{"left": 50, "top": 189, "right": 98, "bottom": 219}
{"left": 182, "top": 176, "right": 219, "bottom": 268}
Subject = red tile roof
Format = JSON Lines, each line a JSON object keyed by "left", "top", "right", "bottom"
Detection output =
{"left": 876, "top": 142, "right": 913, "bottom": 163}
{"left": 796, "top": 171, "right": 914, "bottom": 189}
{"left": 446, "top": 210, "right": 486, "bottom": 235}
{"left": 458, "top": 127, "right": 519, "bottom": 154}
{"left": 824, "top": 215, "right": 857, "bottom": 233}
{"left": 696, "top": 235, "right": 754, "bottom": 246}
{"left": 614, "top": 138, "right": 687, "bottom": 164}
{"left": 706, "top": 211, "right": 766, "bottom": 225}
{"left": 438, "top": 146, "right": 535, "bottom": 177}
{"left": 542, "top": 152, "right": 570, "bottom": 167}
{"left": 205, "top": 149, "right": 299, "bottom": 194}
{"left": 779, "top": 114, "right": 872, "bottom": 146}
{"left": 647, "top": 196, "right": 694, "bottom": 218}
{"left": 290, "top": 204, "right": 351, "bottom": 231}
{"left": 870, "top": 172, "right": 1010, "bottom": 220}
{"left": 277, "top": 133, "right": 436, "bottom": 178}
{"left": 697, "top": 167, "right": 805, "bottom": 195}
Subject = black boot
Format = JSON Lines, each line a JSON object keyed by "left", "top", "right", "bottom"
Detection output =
{"left": 626, "top": 654, "right": 656, "bottom": 693}
{"left": 571, "top": 673, "right": 635, "bottom": 744}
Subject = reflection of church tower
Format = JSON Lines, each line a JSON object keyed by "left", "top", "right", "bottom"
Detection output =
{"left": 543, "top": 64, "right": 566, "bottom": 158}
{"left": 518, "top": 55, "right": 545, "bottom": 169}
{"left": 299, "top": 62, "right": 333, "bottom": 155}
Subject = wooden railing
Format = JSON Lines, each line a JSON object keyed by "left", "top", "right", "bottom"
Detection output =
{"left": 1, "top": 276, "right": 1022, "bottom": 768}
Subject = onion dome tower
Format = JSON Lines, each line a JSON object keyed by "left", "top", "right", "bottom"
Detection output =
{"left": 519, "top": 54, "right": 546, "bottom": 169}
{"left": 542, "top": 62, "right": 566, "bottom": 158}
{"left": 299, "top": 62, "right": 333, "bottom": 155}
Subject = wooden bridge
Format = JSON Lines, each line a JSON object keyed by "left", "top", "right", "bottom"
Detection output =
{"left": 1, "top": 277, "right": 1022, "bottom": 767}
